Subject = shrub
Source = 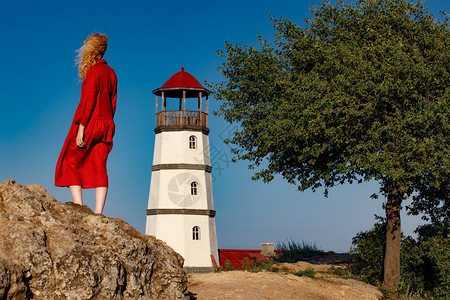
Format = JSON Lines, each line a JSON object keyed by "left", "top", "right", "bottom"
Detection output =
{"left": 293, "top": 267, "right": 316, "bottom": 278}
{"left": 223, "top": 257, "right": 281, "bottom": 273}
{"left": 414, "top": 235, "right": 449, "bottom": 298}
{"left": 270, "top": 266, "right": 280, "bottom": 272}
{"left": 223, "top": 259, "right": 233, "bottom": 271}
{"left": 243, "top": 258, "right": 278, "bottom": 273}
{"left": 241, "top": 256, "right": 252, "bottom": 271}
{"left": 349, "top": 217, "right": 386, "bottom": 285}
{"left": 351, "top": 219, "right": 449, "bottom": 298}
{"left": 280, "top": 266, "right": 290, "bottom": 273}
{"left": 332, "top": 267, "right": 360, "bottom": 280}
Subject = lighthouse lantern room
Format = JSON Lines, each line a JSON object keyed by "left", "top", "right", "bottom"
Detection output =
{"left": 145, "top": 67, "right": 219, "bottom": 273}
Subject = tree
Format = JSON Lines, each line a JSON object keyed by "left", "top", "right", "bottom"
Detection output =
{"left": 210, "top": 0, "right": 449, "bottom": 295}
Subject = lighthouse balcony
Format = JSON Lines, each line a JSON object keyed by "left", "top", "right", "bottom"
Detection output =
{"left": 155, "top": 110, "right": 209, "bottom": 134}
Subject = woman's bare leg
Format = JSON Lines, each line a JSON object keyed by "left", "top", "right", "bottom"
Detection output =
{"left": 69, "top": 185, "right": 83, "bottom": 205}
{"left": 95, "top": 187, "right": 108, "bottom": 214}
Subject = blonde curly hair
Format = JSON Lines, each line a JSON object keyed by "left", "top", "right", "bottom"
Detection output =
{"left": 75, "top": 33, "right": 108, "bottom": 81}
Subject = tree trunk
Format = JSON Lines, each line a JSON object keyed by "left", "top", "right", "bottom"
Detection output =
{"left": 383, "top": 183, "right": 404, "bottom": 298}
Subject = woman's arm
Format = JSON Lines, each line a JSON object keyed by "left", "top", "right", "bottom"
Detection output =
{"left": 76, "top": 124, "right": 85, "bottom": 148}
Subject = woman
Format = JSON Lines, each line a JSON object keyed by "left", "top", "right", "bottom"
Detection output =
{"left": 55, "top": 33, "right": 117, "bottom": 214}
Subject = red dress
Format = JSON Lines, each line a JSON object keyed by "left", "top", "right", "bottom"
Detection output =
{"left": 55, "top": 59, "right": 117, "bottom": 188}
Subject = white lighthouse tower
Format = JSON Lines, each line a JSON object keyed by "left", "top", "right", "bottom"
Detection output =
{"left": 145, "top": 67, "right": 219, "bottom": 273}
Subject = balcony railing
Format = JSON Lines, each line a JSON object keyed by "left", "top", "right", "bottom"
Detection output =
{"left": 155, "top": 110, "right": 208, "bottom": 133}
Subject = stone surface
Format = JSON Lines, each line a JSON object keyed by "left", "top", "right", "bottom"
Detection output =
{"left": 0, "top": 179, "right": 187, "bottom": 299}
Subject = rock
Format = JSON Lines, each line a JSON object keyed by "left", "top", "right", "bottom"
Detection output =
{"left": 0, "top": 179, "right": 187, "bottom": 299}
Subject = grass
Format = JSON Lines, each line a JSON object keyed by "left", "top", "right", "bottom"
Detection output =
{"left": 332, "top": 267, "right": 362, "bottom": 281}
{"left": 242, "top": 258, "right": 279, "bottom": 273}
{"left": 276, "top": 239, "right": 323, "bottom": 263}
{"left": 293, "top": 267, "right": 316, "bottom": 278}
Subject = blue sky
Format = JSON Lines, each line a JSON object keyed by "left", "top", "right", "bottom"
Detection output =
{"left": 0, "top": 0, "right": 448, "bottom": 252}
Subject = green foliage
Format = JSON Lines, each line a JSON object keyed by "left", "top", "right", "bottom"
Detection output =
{"left": 349, "top": 217, "right": 386, "bottom": 285}
{"left": 223, "top": 257, "right": 282, "bottom": 273}
{"left": 403, "top": 234, "right": 450, "bottom": 299}
{"left": 221, "top": 257, "right": 280, "bottom": 273}
{"left": 210, "top": 0, "right": 449, "bottom": 202}
{"left": 223, "top": 259, "right": 233, "bottom": 271}
{"left": 415, "top": 222, "right": 449, "bottom": 241}
{"left": 293, "top": 267, "right": 316, "bottom": 278}
{"left": 280, "top": 265, "right": 290, "bottom": 273}
{"left": 245, "top": 259, "right": 279, "bottom": 273}
{"left": 210, "top": 0, "right": 449, "bottom": 289}
{"left": 351, "top": 220, "right": 450, "bottom": 298}
{"left": 270, "top": 265, "right": 280, "bottom": 272}
{"left": 332, "top": 267, "right": 361, "bottom": 280}
{"left": 276, "top": 239, "right": 323, "bottom": 263}
{"left": 398, "top": 293, "right": 428, "bottom": 300}
{"left": 241, "top": 256, "right": 251, "bottom": 271}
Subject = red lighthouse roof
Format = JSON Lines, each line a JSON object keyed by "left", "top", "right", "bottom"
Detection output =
{"left": 153, "top": 67, "right": 209, "bottom": 98}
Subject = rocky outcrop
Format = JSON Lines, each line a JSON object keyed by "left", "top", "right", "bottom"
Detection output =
{"left": 0, "top": 180, "right": 187, "bottom": 299}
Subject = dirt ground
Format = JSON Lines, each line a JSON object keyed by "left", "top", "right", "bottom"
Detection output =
{"left": 185, "top": 260, "right": 382, "bottom": 300}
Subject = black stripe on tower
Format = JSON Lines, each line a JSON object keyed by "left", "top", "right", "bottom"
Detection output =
{"left": 146, "top": 208, "right": 216, "bottom": 217}
{"left": 151, "top": 164, "right": 212, "bottom": 173}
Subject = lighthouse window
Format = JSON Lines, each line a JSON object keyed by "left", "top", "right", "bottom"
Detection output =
{"left": 192, "top": 226, "right": 200, "bottom": 240}
{"left": 189, "top": 135, "right": 196, "bottom": 149}
{"left": 190, "top": 182, "right": 198, "bottom": 196}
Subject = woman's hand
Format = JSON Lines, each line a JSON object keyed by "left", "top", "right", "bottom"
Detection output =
{"left": 76, "top": 125, "right": 86, "bottom": 148}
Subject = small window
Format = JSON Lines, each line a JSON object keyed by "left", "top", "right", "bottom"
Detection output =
{"left": 193, "top": 226, "right": 200, "bottom": 240}
{"left": 190, "top": 182, "right": 198, "bottom": 196}
{"left": 189, "top": 135, "right": 197, "bottom": 149}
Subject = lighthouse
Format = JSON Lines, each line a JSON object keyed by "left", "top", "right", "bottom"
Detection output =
{"left": 145, "top": 67, "right": 219, "bottom": 273}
